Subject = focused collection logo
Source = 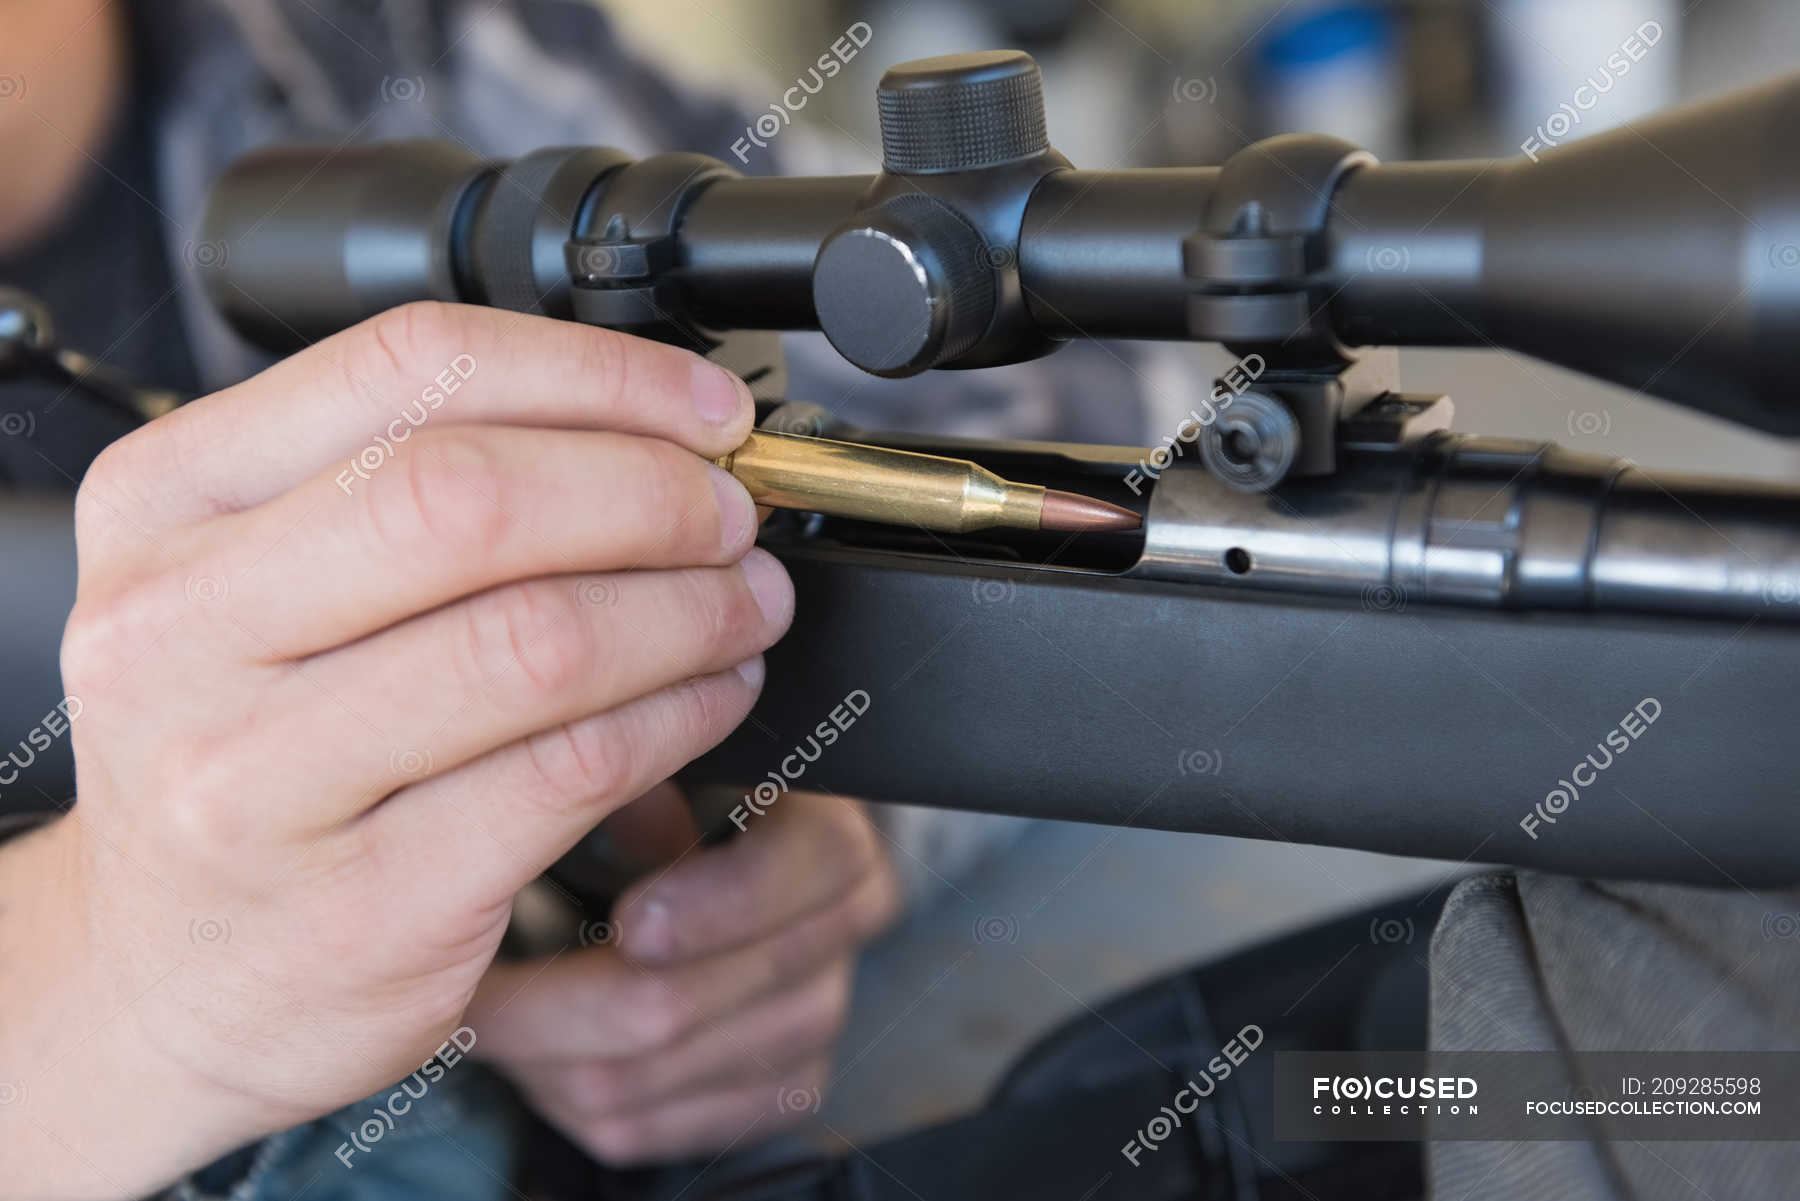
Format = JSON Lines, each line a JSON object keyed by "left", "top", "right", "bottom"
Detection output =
{"left": 1312, "top": 1075, "right": 1479, "bottom": 1116}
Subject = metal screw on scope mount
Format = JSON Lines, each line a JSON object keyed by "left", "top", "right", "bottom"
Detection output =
{"left": 1200, "top": 390, "right": 1300, "bottom": 493}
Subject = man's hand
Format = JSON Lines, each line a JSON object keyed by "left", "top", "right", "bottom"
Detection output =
{"left": 468, "top": 786, "right": 900, "bottom": 1164}
{"left": 0, "top": 303, "right": 792, "bottom": 1200}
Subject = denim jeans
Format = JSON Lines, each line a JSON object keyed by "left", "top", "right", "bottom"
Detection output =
{"left": 170, "top": 1064, "right": 522, "bottom": 1201}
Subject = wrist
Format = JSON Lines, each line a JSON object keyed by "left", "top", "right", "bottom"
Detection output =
{"left": 0, "top": 814, "right": 285, "bottom": 1200}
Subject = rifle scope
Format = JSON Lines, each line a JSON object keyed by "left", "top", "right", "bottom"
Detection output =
{"left": 203, "top": 51, "right": 1800, "bottom": 436}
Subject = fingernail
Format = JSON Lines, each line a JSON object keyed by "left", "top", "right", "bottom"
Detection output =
{"left": 740, "top": 548, "right": 793, "bottom": 626}
{"left": 692, "top": 360, "right": 750, "bottom": 426}
{"left": 709, "top": 464, "right": 755, "bottom": 552}
{"left": 633, "top": 897, "right": 674, "bottom": 959}
{"left": 735, "top": 654, "right": 765, "bottom": 689}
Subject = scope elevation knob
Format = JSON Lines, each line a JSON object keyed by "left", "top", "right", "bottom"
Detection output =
{"left": 813, "top": 195, "right": 997, "bottom": 377}
{"left": 877, "top": 50, "right": 1048, "bottom": 174}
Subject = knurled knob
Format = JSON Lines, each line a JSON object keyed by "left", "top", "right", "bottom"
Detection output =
{"left": 876, "top": 50, "right": 1048, "bottom": 174}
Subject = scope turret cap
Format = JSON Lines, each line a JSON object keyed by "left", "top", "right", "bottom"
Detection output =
{"left": 876, "top": 50, "right": 1048, "bottom": 174}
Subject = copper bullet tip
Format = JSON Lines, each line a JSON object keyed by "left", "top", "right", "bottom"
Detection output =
{"left": 1038, "top": 489, "right": 1142, "bottom": 533}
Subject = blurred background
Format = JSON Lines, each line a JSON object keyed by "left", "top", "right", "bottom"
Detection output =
{"left": 587, "top": 0, "right": 1800, "bottom": 1145}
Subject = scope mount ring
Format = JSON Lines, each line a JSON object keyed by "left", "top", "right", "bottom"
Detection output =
{"left": 1184, "top": 135, "right": 1376, "bottom": 362}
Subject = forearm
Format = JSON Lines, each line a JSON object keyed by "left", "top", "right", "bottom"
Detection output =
{"left": 0, "top": 816, "right": 271, "bottom": 1200}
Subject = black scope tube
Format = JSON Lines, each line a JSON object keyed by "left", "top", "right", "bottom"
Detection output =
{"left": 203, "top": 72, "right": 1800, "bottom": 432}
{"left": 1015, "top": 168, "right": 1217, "bottom": 338}
{"left": 676, "top": 175, "right": 870, "bottom": 331}
{"left": 1320, "top": 119, "right": 1800, "bottom": 435}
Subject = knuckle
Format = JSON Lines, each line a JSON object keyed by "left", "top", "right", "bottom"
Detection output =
{"left": 654, "top": 454, "right": 748, "bottom": 566}
{"left": 673, "top": 672, "right": 737, "bottom": 744}
{"left": 60, "top": 574, "right": 184, "bottom": 695}
{"left": 679, "top": 567, "right": 765, "bottom": 661}
{"left": 641, "top": 675, "right": 741, "bottom": 773}
{"left": 849, "top": 820, "right": 894, "bottom": 902}
{"left": 617, "top": 979, "right": 694, "bottom": 1051}
{"left": 602, "top": 437, "right": 719, "bottom": 559}
{"left": 353, "top": 301, "right": 466, "bottom": 392}
{"left": 819, "top": 798, "right": 883, "bottom": 873}
{"left": 72, "top": 441, "right": 134, "bottom": 545}
{"left": 565, "top": 1061, "right": 631, "bottom": 1119}
{"left": 641, "top": 436, "right": 708, "bottom": 510}
{"left": 59, "top": 601, "right": 127, "bottom": 697}
{"left": 162, "top": 791, "right": 237, "bottom": 855}
{"left": 560, "top": 324, "right": 633, "bottom": 413}
{"left": 365, "top": 431, "right": 511, "bottom": 564}
{"left": 463, "top": 581, "right": 592, "bottom": 701}
{"left": 765, "top": 917, "right": 833, "bottom": 980}
{"left": 520, "top": 715, "right": 635, "bottom": 814}
{"left": 157, "top": 747, "right": 253, "bottom": 852}
{"left": 771, "top": 884, "right": 893, "bottom": 979}
{"left": 785, "top": 798, "right": 888, "bottom": 903}
{"left": 72, "top": 429, "right": 197, "bottom": 552}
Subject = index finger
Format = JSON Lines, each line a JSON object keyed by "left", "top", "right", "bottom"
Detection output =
{"left": 99, "top": 301, "right": 753, "bottom": 532}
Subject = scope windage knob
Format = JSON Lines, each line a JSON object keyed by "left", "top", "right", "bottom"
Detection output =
{"left": 877, "top": 50, "right": 1048, "bottom": 174}
{"left": 813, "top": 194, "right": 997, "bottom": 377}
